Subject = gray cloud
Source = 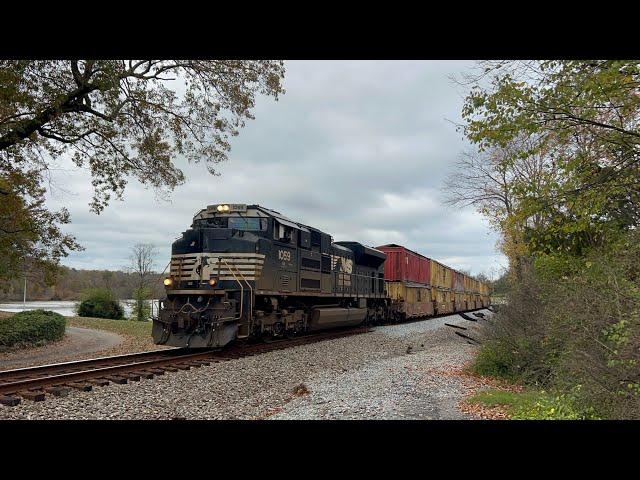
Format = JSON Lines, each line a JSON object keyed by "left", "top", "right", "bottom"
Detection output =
{"left": 46, "top": 60, "right": 507, "bottom": 278}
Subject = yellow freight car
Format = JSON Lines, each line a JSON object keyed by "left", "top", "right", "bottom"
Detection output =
{"left": 378, "top": 244, "right": 491, "bottom": 319}
{"left": 386, "top": 281, "right": 434, "bottom": 320}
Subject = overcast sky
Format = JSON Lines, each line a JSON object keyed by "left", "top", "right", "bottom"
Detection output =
{"left": 46, "top": 60, "right": 507, "bottom": 278}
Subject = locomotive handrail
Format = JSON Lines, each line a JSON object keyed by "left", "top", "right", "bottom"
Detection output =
{"left": 219, "top": 257, "right": 254, "bottom": 332}
{"left": 219, "top": 257, "right": 244, "bottom": 321}
{"left": 222, "top": 258, "right": 253, "bottom": 323}
{"left": 331, "top": 270, "right": 386, "bottom": 299}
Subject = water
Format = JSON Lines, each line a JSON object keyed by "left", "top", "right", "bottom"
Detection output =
{"left": 0, "top": 300, "right": 159, "bottom": 319}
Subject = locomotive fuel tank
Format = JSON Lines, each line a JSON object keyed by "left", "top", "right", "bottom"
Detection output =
{"left": 308, "top": 307, "right": 367, "bottom": 331}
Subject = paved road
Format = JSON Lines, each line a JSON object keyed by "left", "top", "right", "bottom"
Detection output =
{"left": 0, "top": 327, "right": 123, "bottom": 370}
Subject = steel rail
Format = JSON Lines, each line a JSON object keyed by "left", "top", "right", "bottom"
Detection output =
{"left": 0, "top": 327, "right": 371, "bottom": 402}
{"left": 0, "top": 348, "right": 183, "bottom": 379}
{"left": 0, "top": 350, "right": 220, "bottom": 396}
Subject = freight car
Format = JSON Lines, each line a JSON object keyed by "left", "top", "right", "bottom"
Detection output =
{"left": 376, "top": 244, "right": 490, "bottom": 319}
{"left": 153, "top": 204, "right": 490, "bottom": 349}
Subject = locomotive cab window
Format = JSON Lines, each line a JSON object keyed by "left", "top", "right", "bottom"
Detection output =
{"left": 274, "top": 221, "right": 295, "bottom": 244}
{"left": 198, "top": 217, "right": 228, "bottom": 228}
{"left": 228, "top": 217, "right": 267, "bottom": 231}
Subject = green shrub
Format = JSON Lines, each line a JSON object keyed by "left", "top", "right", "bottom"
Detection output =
{"left": 469, "top": 388, "right": 600, "bottom": 420}
{"left": 474, "top": 232, "right": 640, "bottom": 419}
{"left": 0, "top": 309, "right": 66, "bottom": 348}
{"left": 76, "top": 288, "right": 124, "bottom": 320}
{"left": 473, "top": 341, "right": 522, "bottom": 381}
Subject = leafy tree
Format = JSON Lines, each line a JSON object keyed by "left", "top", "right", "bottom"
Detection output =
{"left": 451, "top": 60, "right": 640, "bottom": 418}
{"left": 0, "top": 60, "right": 285, "bottom": 283}
{"left": 127, "top": 243, "right": 157, "bottom": 321}
{"left": 459, "top": 60, "right": 640, "bottom": 258}
{"left": 0, "top": 171, "right": 80, "bottom": 285}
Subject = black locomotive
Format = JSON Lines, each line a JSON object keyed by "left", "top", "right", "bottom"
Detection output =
{"left": 153, "top": 204, "right": 390, "bottom": 348}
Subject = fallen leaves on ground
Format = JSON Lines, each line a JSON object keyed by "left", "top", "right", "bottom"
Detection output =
{"left": 406, "top": 360, "right": 523, "bottom": 420}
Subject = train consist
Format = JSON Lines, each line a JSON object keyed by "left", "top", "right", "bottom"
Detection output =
{"left": 152, "top": 204, "right": 490, "bottom": 348}
{"left": 376, "top": 244, "right": 490, "bottom": 320}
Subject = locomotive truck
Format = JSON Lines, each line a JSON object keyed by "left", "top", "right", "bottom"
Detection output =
{"left": 152, "top": 203, "right": 490, "bottom": 348}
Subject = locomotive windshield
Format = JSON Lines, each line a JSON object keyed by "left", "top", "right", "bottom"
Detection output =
{"left": 196, "top": 217, "right": 228, "bottom": 228}
{"left": 195, "top": 216, "right": 268, "bottom": 231}
{"left": 228, "top": 217, "right": 268, "bottom": 231}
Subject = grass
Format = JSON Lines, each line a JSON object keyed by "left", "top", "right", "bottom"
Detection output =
{"left": 67, "top": 316, "right": 152, "bottom": 340}
{"left": 468, "top": 388, "right": 600, "bottom": 420}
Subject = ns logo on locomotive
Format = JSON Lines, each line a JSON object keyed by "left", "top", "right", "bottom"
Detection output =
{"left": 153, "top": 203, "right": 490, "bottom": 348}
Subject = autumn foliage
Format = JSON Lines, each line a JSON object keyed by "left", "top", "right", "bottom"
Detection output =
{"left": 451, "top": 61, "right": 640, "bottom": 419}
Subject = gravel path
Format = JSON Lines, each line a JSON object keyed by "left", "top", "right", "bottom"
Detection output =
{"left": 0, "top": 310, "right": 492, "bottom": 420}
{"left": 0, "top": 327, "right": 123, "bottom": 370}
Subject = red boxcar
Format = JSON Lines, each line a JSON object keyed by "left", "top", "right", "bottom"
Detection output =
{"left": 376, "top": 244, "right": 430, "bottom": 285}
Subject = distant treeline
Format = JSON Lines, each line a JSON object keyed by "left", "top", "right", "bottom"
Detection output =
{"left": 2, "top": 265, "right": 506, "bottom": 303}
{"left": 0, "top": 266, "right": 166, "bottom": 302}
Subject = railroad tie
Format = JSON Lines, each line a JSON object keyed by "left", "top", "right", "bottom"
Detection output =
{"left": 127, "top": 374, "right": 141, "bottom": 382}
{"left": 185, "top": 361, "right": 204, "bottom": 368}
{"left": 162, "top": 366, "right": 178, "bottom": 373}
{"left": 458, "top": 312, "right": 478, "bottom": 322}
{"left": 148, "top": 369, "right": 165, "bottom": 375}
{"left": 106, "top": 376, "right": 128, "bottom": 385}
{"left": 19, "top": 390, "right": 46, "bottom": 402}
{"left": 90, "top": 379, "right": 110, "bottom": 387}
{"left": 174, "top": 364, "right": 191, "bottom": 370}
{"left": 67, "top": 382, "right": 93, "bottom": 392}
{"left": 445, "top": 322, "right": 468, "bottom": 330}
{"left": 454, "top": 331, "right": 480, "bottom": 344}
{"left": 137, "top": 371, "right": 155, "bottom": 379}
{"left": 0, "top": 395, "right": 21, "bottom": 406}
{"left": 44, "top": 386, "right": 70, "bottom": 397}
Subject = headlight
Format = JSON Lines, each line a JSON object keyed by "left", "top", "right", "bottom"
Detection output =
{"left": 208, "top": 278, "right": 217, "bottom": 287}
{"left": 216, "top": 204, "right": 230, "bottom": 212}
{"left": 163, "top": 277, "right": 173, "bottom": 286}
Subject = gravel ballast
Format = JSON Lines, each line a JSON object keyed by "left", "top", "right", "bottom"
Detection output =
{"left": 0, "top": 310, "right": 492, "bottom": 420}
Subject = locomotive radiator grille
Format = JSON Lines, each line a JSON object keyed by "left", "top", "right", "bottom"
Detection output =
{"left": 170, "top": 252, "right": 266, "bottom": 282}
{"left": 169, "top": 255, "right": 198, "bottom": 279}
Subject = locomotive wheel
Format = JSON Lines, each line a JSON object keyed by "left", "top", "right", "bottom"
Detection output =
{"left": 273, "top": 322, "right": 285, "bottom": 336}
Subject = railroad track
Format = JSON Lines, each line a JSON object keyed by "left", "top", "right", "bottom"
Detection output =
{"left": 0, "top": 327, "right": 370, "bottom": 407}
